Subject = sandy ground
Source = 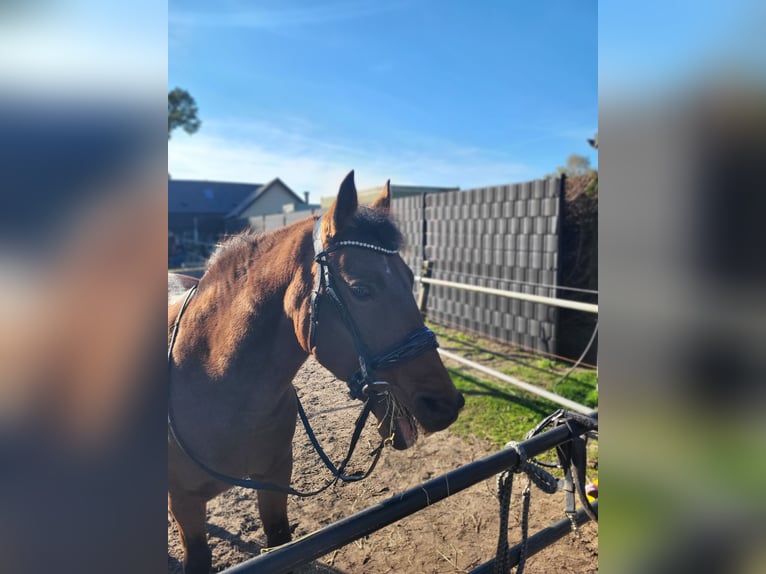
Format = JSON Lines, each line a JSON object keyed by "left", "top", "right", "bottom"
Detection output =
{"left": 168, "top": 359, "right": 598, "bottom": 573}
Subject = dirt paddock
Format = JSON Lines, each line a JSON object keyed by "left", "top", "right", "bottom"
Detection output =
{"left": 168, "top": 359, "right": 598, "bottom": 573}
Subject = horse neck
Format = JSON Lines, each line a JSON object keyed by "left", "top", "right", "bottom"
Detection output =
{"left": 173, "top": 219, "right": 315, "bottom": 383}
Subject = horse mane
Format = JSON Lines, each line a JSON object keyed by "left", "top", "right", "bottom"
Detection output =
{"left": 206, "top": 229, "right": 263, "bottom": 272}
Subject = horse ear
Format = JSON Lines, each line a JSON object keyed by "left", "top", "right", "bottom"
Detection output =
{"left": 370, "top": 179, "right": 391, "bottom": 211}
{"left": 324, "top": 170, "right": 358, "bottom": 237}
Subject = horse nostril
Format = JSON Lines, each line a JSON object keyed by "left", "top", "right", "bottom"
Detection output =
{"left": 415, "top": 393, "right": 462, "bottom": 431}
{"left": 456, "top": 392, "right": 465, "bottom": 410}
{"left": 418, "top": 395, "right": 442, "bottom": 413}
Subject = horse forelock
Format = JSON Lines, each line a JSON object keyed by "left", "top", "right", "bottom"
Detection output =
{"left": 331, "top": 206, "right": 403, "bottom": 251}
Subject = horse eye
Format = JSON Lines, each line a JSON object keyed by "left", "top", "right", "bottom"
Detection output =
{"left": 350, "top": 284, "right": 373, "bottom": 300}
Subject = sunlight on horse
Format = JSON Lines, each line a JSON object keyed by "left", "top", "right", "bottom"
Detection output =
{"left": 167, "top": 171, "right": 464, "bottom": 574}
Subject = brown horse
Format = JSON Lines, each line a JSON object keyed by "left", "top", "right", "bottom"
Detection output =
{"left": 168, "top": 171, "right": 464, "bottom": 574}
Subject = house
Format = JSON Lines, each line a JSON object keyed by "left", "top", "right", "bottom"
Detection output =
{"left": 168, "top": 178, "right": 311, "bottom": 245}
{"left": 169, "top": 179, "right": 257, "bottom": 245}
{"left": 319, "top": 184, "right": 460, "bottom": 208}
{"left": 168, "top": 177, "right": 318, "bottom": 268}
{"left": 224, "top": 178, "right": 318, "bottom": 233}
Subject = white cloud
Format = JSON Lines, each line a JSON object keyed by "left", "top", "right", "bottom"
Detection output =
{"left": 168, "top": 120, "right": 532, "bottom": 202}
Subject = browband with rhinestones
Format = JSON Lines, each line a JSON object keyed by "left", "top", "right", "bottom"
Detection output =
{"left": 332, "top": 240, "right": 399, "bottom": 255}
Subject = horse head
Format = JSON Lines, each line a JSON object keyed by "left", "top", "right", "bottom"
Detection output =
{"left": 310, "top": 171, "right": 464, "bottom": 450}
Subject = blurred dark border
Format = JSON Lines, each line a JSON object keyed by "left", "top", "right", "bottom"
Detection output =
{"left": 600, "top": 5, "right": 766, "bottom": 571}
{"left": 0, "top": 11, "right": 168, "bottom": 568}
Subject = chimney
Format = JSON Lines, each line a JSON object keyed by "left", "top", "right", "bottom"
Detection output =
{"left": 303, "top": 191, "right": 310, "bottom": 204}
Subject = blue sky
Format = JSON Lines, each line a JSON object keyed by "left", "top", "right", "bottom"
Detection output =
{"left": 169, "top": 1, "right": 597, "bottom": 201}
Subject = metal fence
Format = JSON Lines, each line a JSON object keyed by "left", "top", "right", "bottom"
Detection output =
{"left": 220, "top": 412, "right": 597, "bottom": 574}
{"left": 246, "top": 208, "right": 325, "bottom": 234}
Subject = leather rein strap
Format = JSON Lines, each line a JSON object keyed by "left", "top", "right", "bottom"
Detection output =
{"left": 168, "top": 284, "right": 382, "bottom": 497}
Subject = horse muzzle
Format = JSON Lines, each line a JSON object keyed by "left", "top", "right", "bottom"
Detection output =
{"left": 367, "top": 386, "right": 465, "bottom": 450}
{"left": 413, "top": 391, "right": 465, "bottom": 433}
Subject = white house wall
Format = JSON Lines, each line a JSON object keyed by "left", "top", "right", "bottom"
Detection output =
{"left": 239, "top": 182, "right": 300, "bottom": 217}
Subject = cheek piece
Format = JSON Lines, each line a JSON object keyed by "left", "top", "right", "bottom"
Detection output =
{"left": 309, "top": 216, "right": 438, "bottom": 400}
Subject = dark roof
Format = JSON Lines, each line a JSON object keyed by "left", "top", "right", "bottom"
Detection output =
{"left": 226, "top": 177, "right": 307, "bottom": 218}
{"left": 168, "top": 179, "right": 262, "bottom": 214}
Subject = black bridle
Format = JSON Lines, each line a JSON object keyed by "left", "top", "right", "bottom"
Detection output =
{"left": 167, "top": 215, "right": 439, "bottom": 496}
{"left": 309, "top": 216, "right": 439, "bottom": 400}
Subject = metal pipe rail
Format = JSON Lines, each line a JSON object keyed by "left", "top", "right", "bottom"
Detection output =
{"left": 469, "top": 500, "right": 598, "bottom": 573}
{"left": 416, "top": 276, "right": 598, "bottom": 314}
{"left": 219, "top": 416, "right": 596, "bottom": 574}
{"left": 438, "top": 349, "right": 594, "bottom": 415}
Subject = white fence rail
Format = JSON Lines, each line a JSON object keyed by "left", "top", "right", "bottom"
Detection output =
{"left": 437, "top": 349, "right": 594, "bottom": 415}
{"left": 416, "top": 276, "right": 598, "bottom": 314}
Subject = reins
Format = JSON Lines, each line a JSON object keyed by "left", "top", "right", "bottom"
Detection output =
{"left": 168, "top": 286, "right": 384, "bottom": 497}
{"left": 167, "top": 214, "right": 438, "bottom": 497}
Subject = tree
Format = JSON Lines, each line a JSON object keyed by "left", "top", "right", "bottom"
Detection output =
{"left": 557, "top": 154, "right": 591, "bottom": 177}
{"left": 168, "top": 88, "right": 201, "bottom": 139}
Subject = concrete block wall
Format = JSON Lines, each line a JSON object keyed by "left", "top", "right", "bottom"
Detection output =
{"left": 392, "top": 177, "right": 563, "bottom": 354}
{"left": 390, "top": 194, "right": 425, "bottom": 285}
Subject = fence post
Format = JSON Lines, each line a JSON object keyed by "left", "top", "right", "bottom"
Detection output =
{"left": 417, "top": 260, "right": 433, "bottom": 317}
{"left": 554, "top": 175, "right": 566, "bottom": 357}
{"left": 421, "top": 192, "right": 428, "bottom": 261}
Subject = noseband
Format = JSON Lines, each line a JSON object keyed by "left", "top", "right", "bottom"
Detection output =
{"left": 308, "top": 216, "right": 439, "bottom": 400}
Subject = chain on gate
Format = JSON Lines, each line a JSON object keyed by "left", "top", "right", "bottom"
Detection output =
{"left": 493, "top": 410, "right": 598, "bottom": 574}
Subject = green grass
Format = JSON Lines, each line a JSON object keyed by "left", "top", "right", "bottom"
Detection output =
{"left": 428, "top": 322, "right": 598, "bottom": 450}
{"left": 496, "top": 356, "right": 598, "bottom": 409}
{"left": 448, "top": 369, "right": 561, "bottom": 445}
